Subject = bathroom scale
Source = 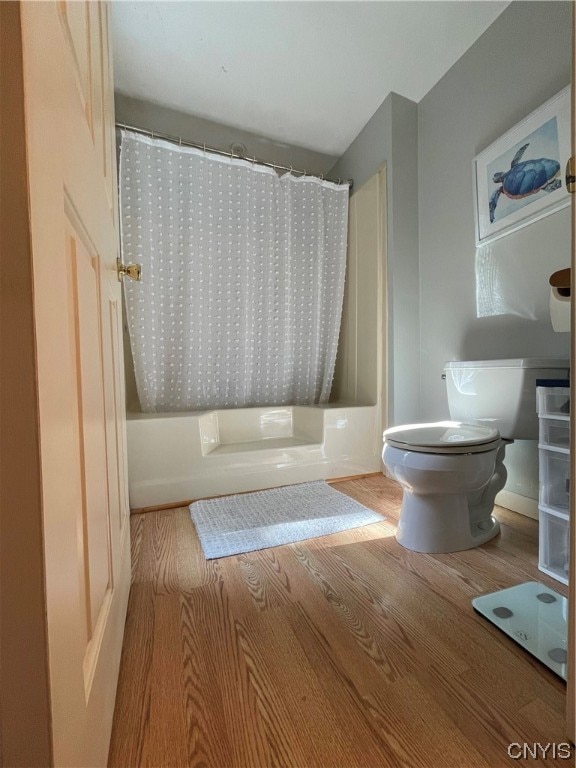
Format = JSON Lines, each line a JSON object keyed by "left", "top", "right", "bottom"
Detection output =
{"left": 472, "top": 581, "right": 567, "bottom": 680}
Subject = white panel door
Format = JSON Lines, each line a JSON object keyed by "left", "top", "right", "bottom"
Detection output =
{"left": 20, "top": 2, "right": 131, "bottom": 764}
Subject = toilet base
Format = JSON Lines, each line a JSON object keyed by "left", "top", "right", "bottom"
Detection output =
{"left": 396, "top": 491, "right": 500, "bottom": 553}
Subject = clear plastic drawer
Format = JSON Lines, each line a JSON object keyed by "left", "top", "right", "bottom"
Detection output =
{"left": 539, "top": 447, "right": 570, "bottom": 511}
{"left": 538, "top": 508, "right": 569, "bottom": 585}
{"left": 537, "top": 386, "right": 570, "bottom": 417}
{"left": 539, "top": 416, "right": 570, "bottom": 450}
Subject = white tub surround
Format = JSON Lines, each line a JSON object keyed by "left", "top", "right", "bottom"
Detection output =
{"left": 127, "top": 403, "right": 381, "bottom": 509}
{"left": 124, "top": 161, "right": 387, "bottom": 511}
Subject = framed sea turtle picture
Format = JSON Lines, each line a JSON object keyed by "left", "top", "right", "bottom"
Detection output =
{"left": 473, "top": 86, "right": 570, "bottom": 246}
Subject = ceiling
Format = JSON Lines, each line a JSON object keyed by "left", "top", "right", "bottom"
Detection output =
{"left": 111, "top": 1, "right": 510, "bottom": 156}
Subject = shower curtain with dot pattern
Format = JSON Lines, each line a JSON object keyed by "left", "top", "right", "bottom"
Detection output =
{"left": 119, "top": 129, "right": 349, "bottom": 412}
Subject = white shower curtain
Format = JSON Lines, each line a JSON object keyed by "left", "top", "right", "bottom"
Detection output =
{"left": 120, "top": 129, "right": 349, "bottom": 412}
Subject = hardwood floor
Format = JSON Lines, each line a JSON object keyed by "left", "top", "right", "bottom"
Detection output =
{"left": 109, "top": 476, "right": 569, "bottom": 768}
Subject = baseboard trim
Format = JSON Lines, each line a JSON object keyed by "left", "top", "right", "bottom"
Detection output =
{"left": 130, "top": 471, "right": 383, "bottom": 515}
{"left": 495, "top": 489, "right": 539, "bottom": 520}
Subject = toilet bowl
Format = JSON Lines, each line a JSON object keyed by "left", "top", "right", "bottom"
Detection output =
{"left": 383, "top": 358, "right": 570, "bottom": 554}
{"left": 383, "top": 422, "right": 504, "bottom": 553}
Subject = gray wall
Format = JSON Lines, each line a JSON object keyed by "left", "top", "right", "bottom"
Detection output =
{"left": 329, "top": 0, "right": 571, "bottom": 502}
{"left": 418, "top": 0, "right": 571, "bottom": 499}
{"left": 330, "top": 92, "right": 420, "bottom": 427}
{"left": 419, "top": 0, "right": 571, "bottom": 418}
{"left": 115, "top": 93, "right": 337, "bottom": 176}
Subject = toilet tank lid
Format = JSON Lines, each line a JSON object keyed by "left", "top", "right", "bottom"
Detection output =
{"left": 445, "top": 358, "right": 570, "bottom": 370}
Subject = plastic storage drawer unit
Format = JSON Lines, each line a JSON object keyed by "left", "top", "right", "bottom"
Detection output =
{"left": 537, "top": 384, "right": 570, "bottom": 585}
{"left": 539, "top": 508, "right": 569, "bottom": 585}
{"left": 537, "top": 386, "right": 570, "bottom": 417}
{"left": 539, "top": 447, "right": 570, "bottom": 511}
{"left": 539, "top": 417, "right": 570, "bottom": 451}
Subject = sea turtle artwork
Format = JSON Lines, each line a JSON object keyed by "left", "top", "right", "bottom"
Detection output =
{"left": 489, "top": 142, "right": 561, "bottom": 223}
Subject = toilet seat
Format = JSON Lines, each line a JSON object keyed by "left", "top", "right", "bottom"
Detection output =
{"left": 384, "top": 421, "right": 500, "bottom": 455}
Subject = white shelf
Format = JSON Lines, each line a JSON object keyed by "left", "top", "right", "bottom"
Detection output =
{"left": 539, "top": 503, "right": 569, "bottom": 522}
{"left": 538, "top": 442, "right": 570, "bottom": 455}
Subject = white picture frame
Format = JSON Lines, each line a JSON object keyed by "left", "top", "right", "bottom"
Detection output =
{"left": 473, "top": 86, "right": 571, "bottom": 247}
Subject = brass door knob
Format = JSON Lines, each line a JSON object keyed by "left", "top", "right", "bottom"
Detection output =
{"left": 117, "top": 258, "right": 142, "bottom": 282}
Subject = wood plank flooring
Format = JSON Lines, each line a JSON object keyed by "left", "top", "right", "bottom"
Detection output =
{"left": 108, "top": 476, "right": 569, "bottom": 768}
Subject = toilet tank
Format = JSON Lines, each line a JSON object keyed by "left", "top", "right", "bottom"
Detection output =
{"left": 444, "top": 358, "right": 569, "bottom": 440}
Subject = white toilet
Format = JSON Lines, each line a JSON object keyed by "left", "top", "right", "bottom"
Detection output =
{"left": 383, "top": 358, "right": 569, "bottom": 553}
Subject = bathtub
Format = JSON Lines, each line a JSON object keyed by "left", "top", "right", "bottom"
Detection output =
{"left": 127, "top": 403, "right": 383, "bottom": 509}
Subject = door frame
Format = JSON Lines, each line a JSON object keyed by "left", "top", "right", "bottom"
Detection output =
{"left": 0, "top": 3, "right": 52, "bottom": 765}
{"left": 568, "top": 0, "right": 576, "bottom": 743}
{"left": 1, "top": 0, "right": 575, "bottom": 759}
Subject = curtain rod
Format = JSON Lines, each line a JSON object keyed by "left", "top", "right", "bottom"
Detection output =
{"left": 115, "top": 122, "right": 352, "bottom": 188}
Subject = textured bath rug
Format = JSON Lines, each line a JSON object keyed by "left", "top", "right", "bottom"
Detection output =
{"left": 189, "top": 480, "right": 384, "bottom": 559}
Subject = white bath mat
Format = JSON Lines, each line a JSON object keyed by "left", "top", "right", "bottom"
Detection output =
{"left": 189, "top": 480, "right": 384, "bottom": 559}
